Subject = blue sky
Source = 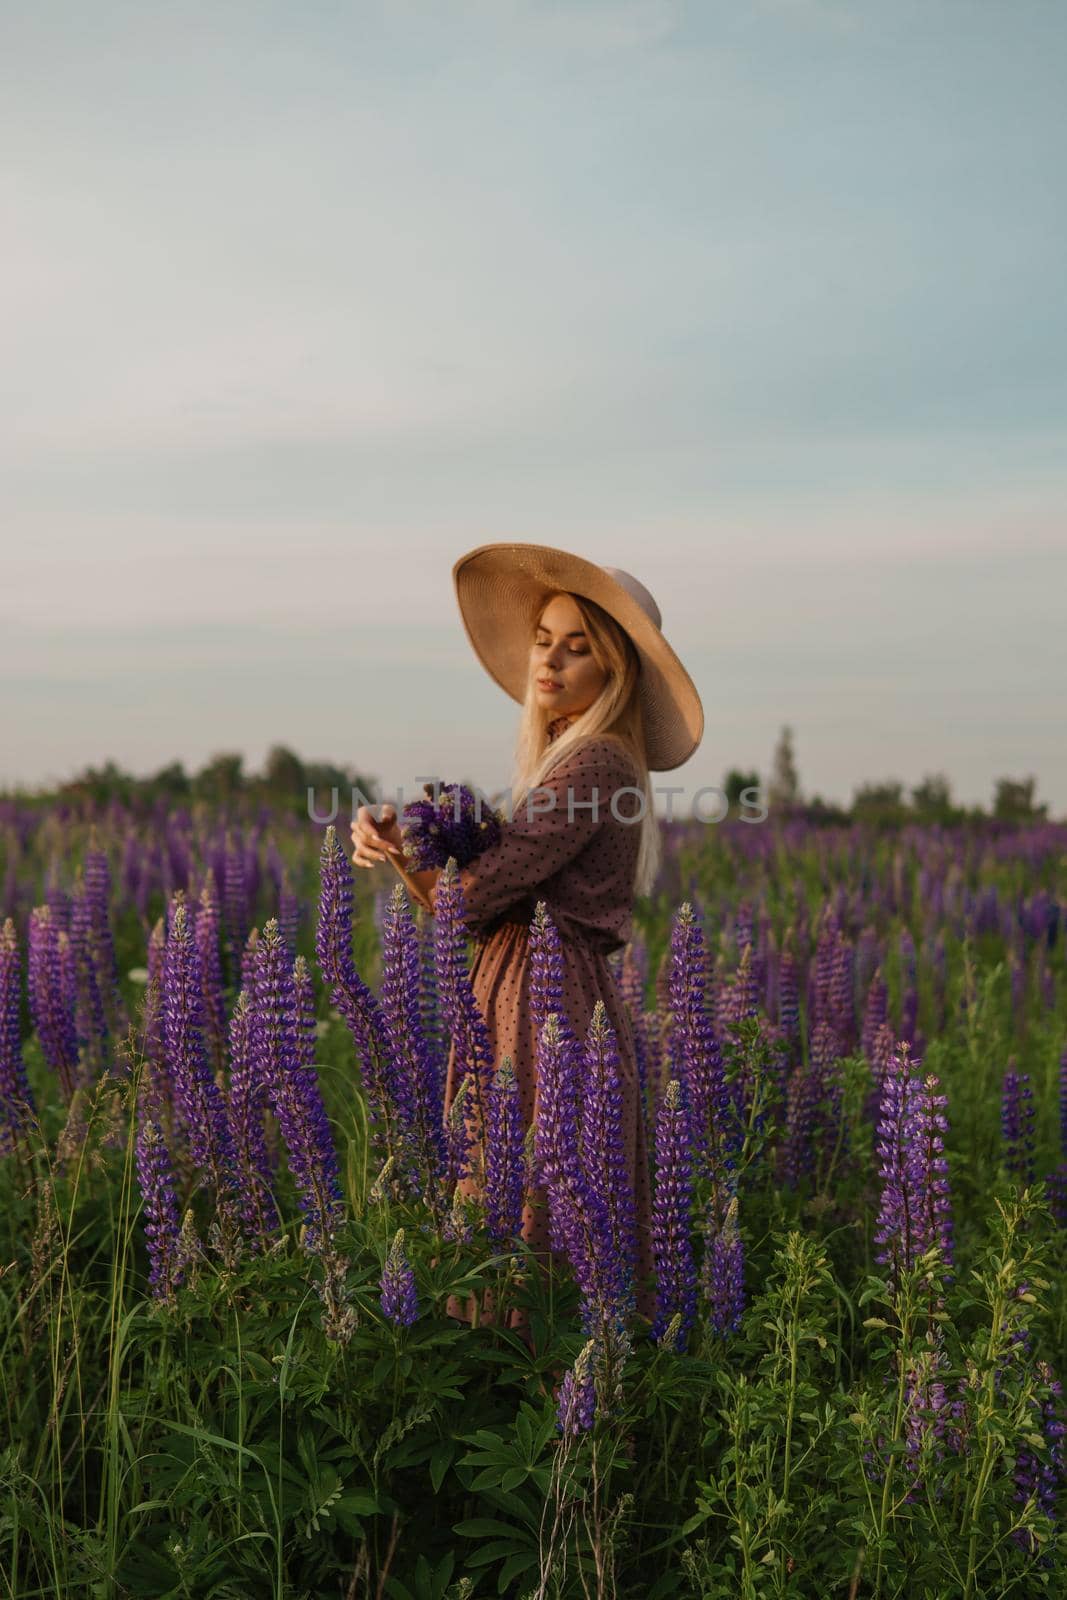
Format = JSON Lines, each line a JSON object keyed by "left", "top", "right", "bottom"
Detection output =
{"left": 2, "top": 0, "right": 1065, "bottom": 813}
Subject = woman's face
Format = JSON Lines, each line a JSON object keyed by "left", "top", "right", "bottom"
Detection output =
{"left": 530, "top": 593, "right": 609, "bottom": 720}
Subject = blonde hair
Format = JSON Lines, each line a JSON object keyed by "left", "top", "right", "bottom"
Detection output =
{"left": 506, "top": 590, "right": 663, "bottom": 899}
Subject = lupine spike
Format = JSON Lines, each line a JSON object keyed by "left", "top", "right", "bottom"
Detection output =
{"left": 651, "top": 1079, "right": 698, "bottom": 1350}
{"left": 485, "top": 1056, "right": 525, "bottom": 1244}
{"left": 0, "top": 919, "right": 36, "bottom": 1149}
{"left": 252, "top": 921, "right": 345, "bottom": 1254}
{"left": 162, "top": 897, "right": 242, "bottom": 1214}
{"left": 380, "top": 1227, "right": 419, "bottom": 1327}
{"left": 134, "top": 1100, "right": 185, "bottom": 1301}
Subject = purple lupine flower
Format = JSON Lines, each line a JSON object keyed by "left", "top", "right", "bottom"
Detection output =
{"left": 380, "top": 1227, "right": 418, "bottom": 1327}
{"left": 1059, "top": 1044, "right": 1067, "bottom": 1160}
{"left": 902, "top": 1334, "right": 952, "bottom": 1487}
{"left": 828, "top": 937, "right": 856, "bottom": 1055}
{"left": 0, "top": 919, "right": 36, "bottom": 1148}
{"left": 315, "top": 827, "right": 401, "bottom": 1166}
{"left": 702, "top": 1191, "right": 744, "bottom": 1337}
{"left": 253, "top": 921, "right": 345, "bottom": 1254}
{"left": 776, "top": 935, "right": 800, "bottom": 1065}
{"left": 906, "top": 1072, "right": 954, "bottom": 1272}
{"left": 534, "top": 1012, "right": 626, "bottom": 1335}
{"left": 874, "top": 1044, "right": 953, "bottom": 1291}
{"left": 27, "top": 904, "right": 80, "bottom": 1101}
{"left": 809, "top": 908, "right": 838, "bottom": 1040}
{"left": 530, "top": 900, "right": 567, "bottom": 1038}
{"left": 239, "top": 927, "right": 261, "bottom": 1014}
{"left": 1014, "top": 1360, "right": 1066, "bottom": 1552}
{"left": 667, "top": 903, "right": 731, "bottom": 1182}
{"left": 400, "top": 783, "right": 503, "bottom": 871}
{"left": 616, "top": 936, "right": 651, "bottom": 1114}
{"left": 784, "top": 1060, "right": 818, "bottom": 1186}
{"left": 432, "top": 859, "right": 496, "bottom": 1184}
{"left": 196, "top": 870, "right": 228, "bottom": 1079}
{"left": 485, "top": 1055, "right": 525, "bottom": 1244}
{"left": 1002, "top": 1066, "right": 1036, "bottom": 1186}
{"left": 556, "top": 1338, "right": 597, "bottom": 1437}
{"left": 378, "top": 884, "right": 448, "bottom": 1204}
{"left": 145, "top": 917, "right": 167, "bottom": 1073}
{"left": 874, "top": 1044, "right": 920, "bottom": 1284}
{"left": 162, "top": 897, "right": 242, "bottom": 1209}
{"left": 84, "top": 833, "right": 126, "bottom": 1037}
{"left": 580, "top": 1001, "right": 638, "bottom": 1316}
{"left": 278, "top": 874, "right": 301, "bottom": 960}
{"left": 69, "top": 878, "right": 108, "bottom": 1078}
{"left": 226, "top": 988, "right": 279, "bottom": 1242}
{"left": 1047, "top": 1162, "right": 1067, "bottom": 1229}
{"left": 651, "top": 1079, "right": 698, "bottom": 1351}
{"left": 134, "top": 1099, "right": 185, "bottom": 1300}
{"left": 726, "top": 943, "right": 760, "bottom": 1028}
{"left": 223, "top": 831, "right": 249, "bottom": 978}
{"left": 416, "top": 905, "right": 445, "bottom": 1102}
{"left": 861, "top": 968, "right": 889, "bottom": 1068}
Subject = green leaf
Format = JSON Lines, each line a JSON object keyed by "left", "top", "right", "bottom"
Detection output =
{"left": 429, "top": 1438, "right": 454, "bottom": 1494}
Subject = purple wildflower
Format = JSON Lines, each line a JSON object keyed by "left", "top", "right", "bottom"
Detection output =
{"left": 84, "top": 833, "right": 126, "bottom": 1037}
{"left": 253, "top": 922, "right": 345, "bottom": 1254}
{"left": 0, "top": 919, "right": 36, "bottom": 1148}
{"left": 226, "top": 988, "right": 279, "bottom": 1242}
{"left": 485, "top": 1055, "right": 525, "bottom": 1244}
{"left": 380, "top": 1227, "right": 418, "bottom": 1327}
{"left": 651, "top": 1080, "right": 698, "bottom": 1351}
{"left": 378, "top": 884, "right": 448, "bottom": 1205}
{"left": 400, "top": 783, "right": 503, "bottom": 871}
{"left": 556, "top": 1339, "right": 597, "bottom": 1437}
{"left": 1014, "top": 1361, "right": 1066, "bottom": 1552}
{"left": 534, "top": 1012, "right": 626, "bottom": 1336}
{"left": 432, "top": 859, "right": 496, "bottom": 1184}
{"left": 134, "top": 1099, "right": 185, "bottom": 1301}
{"left": 223, "top": 831, "right": 249, "bottom": 978}
{"left": 580, "top": 1001, "right": 638, "bottom": 1317}
{"left": 315, "top": 827, "right": 401, "bottom": 1166}
{"left": 702, "top": 1191, "right": 744, "bottom": 1337}
{"left": 196, "top": 871, "right": 228, "bottom": 1078}
{"left": 667, "top": 903, "right": 731, "bottom": 1181}
{"left": 162, "top": 897, "right": 242, "bottom": 1208}
{"left": 1002, "top": 1066, "right": 1036, "bottom": 1186}
{"left": 69, "top": 875, "right": 108, "bottom": 1078}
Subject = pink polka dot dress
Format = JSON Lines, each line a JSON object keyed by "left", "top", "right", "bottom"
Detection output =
{"left": 428, "top": 723, "right": 656, "bottom": 1331}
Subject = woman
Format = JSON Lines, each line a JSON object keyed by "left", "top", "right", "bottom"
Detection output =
{"left": 350, "top": 543, "right": 703, "bottom": 1345}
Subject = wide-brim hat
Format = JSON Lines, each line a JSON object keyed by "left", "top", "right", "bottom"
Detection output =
{"left": 452, "top": 542, "right": 704, "bottom": 771}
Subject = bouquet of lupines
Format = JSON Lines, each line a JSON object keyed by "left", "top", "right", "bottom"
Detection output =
{"left": 398, "top": 783, "right": 505, "bottom": 871}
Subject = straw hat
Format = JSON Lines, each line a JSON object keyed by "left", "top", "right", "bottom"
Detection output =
{"left": 452, "top": 542, "right": 704, "bottom": 771}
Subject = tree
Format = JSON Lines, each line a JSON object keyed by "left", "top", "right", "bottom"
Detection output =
{"left": 767, "top": 724, "right": 801, "bottom": 812}
{"left": 263, "top": 745, "right": 306, "bottom": 795}
{"left": 195, "top": 752, "right": 245, "bottom": 802}
{"left": 992, "top": 776, "right": 1047, "bottom": 823}
{"left": 910, "top": 772, "right": 960, "bottom": 825}
{"left": 724, "top": 768, "right": 762, "bottom": 811}
{"left": 851, "top": 780, "right": 908, "bottom": 827}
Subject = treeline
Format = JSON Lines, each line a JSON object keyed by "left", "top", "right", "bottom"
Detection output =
{"left": 2, "top": 747, "right": 372, "bottom": 818}
{"left": 1, "top": 734, "right": 1055, "bottom": 829}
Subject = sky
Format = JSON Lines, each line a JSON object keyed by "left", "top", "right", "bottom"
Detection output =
{"left": 2, "top": 0, "right": 1065, "bottom": 815}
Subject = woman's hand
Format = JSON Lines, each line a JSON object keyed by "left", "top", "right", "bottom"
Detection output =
{"left": 350, "top": 804, "right": 404, "bottom": 870}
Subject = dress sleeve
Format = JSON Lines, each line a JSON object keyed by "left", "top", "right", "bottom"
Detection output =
{"left": 426, "top": 740, "right": 632, "bottom": 935}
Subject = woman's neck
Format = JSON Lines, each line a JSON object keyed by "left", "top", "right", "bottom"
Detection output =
{"left": 546, "top": 713, "right": 576, "bottom": 744}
